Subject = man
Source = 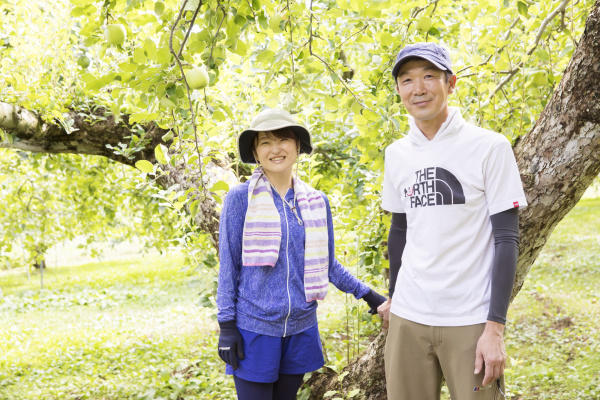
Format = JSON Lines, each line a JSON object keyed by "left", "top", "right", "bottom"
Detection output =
{"left": 378, "top": 42, "right": 527, "bottom": 399}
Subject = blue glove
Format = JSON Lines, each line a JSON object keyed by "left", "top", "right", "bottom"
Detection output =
{"left": 362, "top": 289, "right": 387, "bottom": 315}
{"left": 218, "top": 320, "right": 245, "bottom": 370}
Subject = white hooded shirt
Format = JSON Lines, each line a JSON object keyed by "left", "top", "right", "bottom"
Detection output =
{"left": 382, "top": 107, "right": 528, "bottom": 326}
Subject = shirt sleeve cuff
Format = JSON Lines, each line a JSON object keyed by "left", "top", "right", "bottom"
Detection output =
{"left": 488, "top": 197, "right": 528, "bottom": 215}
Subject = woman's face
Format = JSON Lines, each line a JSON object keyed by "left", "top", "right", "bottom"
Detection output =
{"left": 253, "top": 131, "right": 298, "bottom": 178}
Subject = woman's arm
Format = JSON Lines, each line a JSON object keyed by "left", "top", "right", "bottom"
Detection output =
{"left": 216, "top": 187, "right": 245, "bottom": 323}
{"left": 321, "top": 194, "right": 386, "bottom": 312}
{"left": 321, "top": 194, "right": 372, "bottom": 299}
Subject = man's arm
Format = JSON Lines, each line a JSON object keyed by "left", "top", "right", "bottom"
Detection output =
{"left": 378, "top": 212, "right": 407, "bottom": 330}
{"left": 475, "top": 208, "right": 519, "bottom": 386}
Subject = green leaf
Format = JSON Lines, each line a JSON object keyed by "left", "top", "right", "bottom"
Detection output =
{"left": 135, "top": 160, "right": 154, "bottom": 173}
{"left": 133, "top": 48, "right": 147, "bottom": 64}
{"left": 348, "top": 388, "right": 360, "bottom": 397}
{"left": 324, "top": 97, "right": 338, "bottom": 111}
{"left": 132, "top": 13, "right": 157, "bottom": 25}
{"left": 184, "top": 0, "right": 200, "bottom": 12}
{"left": 210, "top": 181, "right": 229, "bottom": 192}
{"left": 189, "top": 200, "right": 199, "bottom": 216}
{"left": 144, "top": 38, "right": 158, "bottom": 61}
{"left": 157, "top": 45, "right": 171, "bottom": 65}
{"left": 154, "top": 2, "right": 165, "bottom": 15}
{"left": 119, "top": 62, "right": 138, "bottom": 73}
{"left": 255, "top": 50, "right": 275, "bottom": 63}
{"left": 517, "top": 1, "right": 529, "bottom": 17}
{"left": 85, "top": 73, "right": 116, "bottom": 92}
{"left": 324, "top": 391, "right": 337, "bottom": 397}
{"left": 362, "top": 109, "right": 379, "bottom": 121}
{"left": 155, "top": 145, "right": 167, "bottom": 165}
{"left": 232, "top": 40, "right": 247, "bottom": 56}
{"left": 71, "top": 4, "right": 97, "bottom": 17}
{"left": 338, "top": 371, "right": 350, "bottom": 381}
{"left": 129, "top": 112, "right": 159, "bottom": 124}
{"left": 160, "top": 96, "right": 177, "bottom": 109}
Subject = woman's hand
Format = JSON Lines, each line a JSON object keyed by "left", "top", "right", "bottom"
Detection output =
{"left": 362, "top": 289, "right": 387, "bottom": 315}
{"left": 218, "top": 320, "right": 245, "bottom": 370}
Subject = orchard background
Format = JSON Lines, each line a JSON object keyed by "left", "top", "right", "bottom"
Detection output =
{"left": 1, "top": 0, "right": 600, "bottom": 398}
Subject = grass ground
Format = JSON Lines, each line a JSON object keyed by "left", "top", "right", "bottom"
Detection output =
{"left": 0, "top": 197, "right": 599, "bottom": 399}
{"left": 0, "top": 256, "right": 235, "bottom": 400}
{"left": 502, "top": 197, "right": 600, "bottom": 400}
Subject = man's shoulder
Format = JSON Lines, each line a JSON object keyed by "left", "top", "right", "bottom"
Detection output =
{"left": 385, "top": 134, "right": 411, "bottom": 154}
{"left": 460, "top": 121, "right": 510, "bottom": 146}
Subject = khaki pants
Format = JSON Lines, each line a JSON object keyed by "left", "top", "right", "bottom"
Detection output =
{"left": 385, "top": 314, "right": 505, "bottom": 400}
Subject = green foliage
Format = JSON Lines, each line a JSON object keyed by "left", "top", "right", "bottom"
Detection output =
{"left": 0, "top": 150, "right": 179, "bottom": 269}
{"left": 502, "top": 198, "right": 600, "bottom": 400}
{"left": 0, "top": 0, "right": 595, "bottom": 280}
{"left": 0, "top": 254, "right": 237, "bottom": 399}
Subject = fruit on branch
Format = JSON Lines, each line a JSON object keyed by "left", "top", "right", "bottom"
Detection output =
{"left": 185, "top": 66, "right": 209, "bottom": 90}
{"left": 104, "top": 24, "right": 127, "bottom": 45}
{"left": 77, "top": 54, "right": 90, "bottom": 68}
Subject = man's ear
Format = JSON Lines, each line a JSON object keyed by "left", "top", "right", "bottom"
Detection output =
{"left": 448, "top": 75, "right": 457, "bottom": 94}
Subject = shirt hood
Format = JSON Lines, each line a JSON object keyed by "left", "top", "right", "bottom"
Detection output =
{"left": 408, "top": 106, "right": 465, "bottom": 144}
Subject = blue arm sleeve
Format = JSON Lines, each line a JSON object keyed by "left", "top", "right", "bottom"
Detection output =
{"left": 487, "top": 208, "right": 520, "bottom": 324}
{"left": 322, "top": 194, "right": 371, "bottom": 299}
{"left": 216, "top": 189, "right": 245, "bottom": 323}
{"left": 388, "top": 212, "right": 407, "bottom": 298}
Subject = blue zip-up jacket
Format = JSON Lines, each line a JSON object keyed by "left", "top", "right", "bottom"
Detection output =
{"left": 217, "top": 181, "right": 371, "bottom": 337}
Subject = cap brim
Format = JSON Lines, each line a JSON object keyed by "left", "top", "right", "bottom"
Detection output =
{"left": 391, "top": 56, "right": 449, "bottom": 81}
{"left": 238, "top": 125, "right": 313, "bottom": 164}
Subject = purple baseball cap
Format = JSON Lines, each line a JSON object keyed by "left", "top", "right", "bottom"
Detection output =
{"left": 391, "top": 42, "right": 453, "bottom": 80}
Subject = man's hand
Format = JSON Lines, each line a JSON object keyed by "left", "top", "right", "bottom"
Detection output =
{"left": 474, "top": 321, "right": 506, "bottom": 386}
{"left": 377, "top": 298, "right": 392, "bottom": 330}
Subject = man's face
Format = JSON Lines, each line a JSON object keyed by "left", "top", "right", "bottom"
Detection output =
{"left": 395, "top": 59, "right": 456, "bottom": 126}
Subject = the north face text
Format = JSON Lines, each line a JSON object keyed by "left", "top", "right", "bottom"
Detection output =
{"left": 404, "top": 167, "right": 466, "bottom": 208}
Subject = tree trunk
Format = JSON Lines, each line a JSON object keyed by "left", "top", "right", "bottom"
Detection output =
{"left": 1, "top": 2, "right": 599, "bottom": 397}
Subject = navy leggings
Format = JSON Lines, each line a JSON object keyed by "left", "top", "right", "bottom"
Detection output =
{"left": 233, "top": 373, "right": 304, "bottom": 400}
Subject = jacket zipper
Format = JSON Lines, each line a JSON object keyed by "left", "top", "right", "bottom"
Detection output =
{"left": 282, "top": 196, "right": 292, "bottom": 337}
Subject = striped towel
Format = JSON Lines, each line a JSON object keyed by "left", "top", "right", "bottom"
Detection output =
{"left": 242, "top": 167, "right": 329, "bottom": 302}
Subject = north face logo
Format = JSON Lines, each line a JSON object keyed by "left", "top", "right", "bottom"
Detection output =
{"left": 404, "top": 167, "right": 466, "bottom": 208}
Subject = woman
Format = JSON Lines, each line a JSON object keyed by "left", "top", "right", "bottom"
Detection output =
{"left": 217, "top": 108, "right": 386, "bottom": 400}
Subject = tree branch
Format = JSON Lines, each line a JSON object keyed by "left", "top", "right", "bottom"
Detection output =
{"left": 0, "top": 101, "right": 236, "bottom": 246}
{"left": 178, "top": 4, "right": 202, "bottom": 58}
{"left": 307, "top": 0, "right": 379, "bottom": 116}
{"left": 456, "top": 18, "right": 519, "bottom": 75}
{"left": 0, "top": 102, "right": 165, "bottom": 165}
{"left": 170, "top": 0, "right": 208, "bottom": 197}
{"left": 488, "top": 0, "right": 571, "bottom": 100}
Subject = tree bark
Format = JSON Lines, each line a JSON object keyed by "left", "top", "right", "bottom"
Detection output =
{"left": 1, "top": 1, "right": 599, "bottom": 398}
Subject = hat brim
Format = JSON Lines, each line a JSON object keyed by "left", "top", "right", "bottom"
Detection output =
{"left": 238, "top": 124, "right": 313, "bottom": 164}
{"left": 391, "top": 56, "right": 450, "bottom": 82}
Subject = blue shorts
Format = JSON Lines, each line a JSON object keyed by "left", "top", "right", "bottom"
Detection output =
{"left": 225, "top": 324, "right": 325, "bottom": 383}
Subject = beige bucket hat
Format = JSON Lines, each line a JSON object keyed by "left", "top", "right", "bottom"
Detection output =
{"left": 238, "top": 108, "right": 313, "bottom": 164}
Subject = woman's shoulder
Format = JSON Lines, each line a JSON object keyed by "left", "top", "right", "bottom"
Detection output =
{"left": 309, "top": 187, "right": 330, "bottom": 208}
{"left": 228, "top": 181, "right": 250, "bottom": 195}
{"left": 224, "top": 181, "right": 250, "bottom": 205}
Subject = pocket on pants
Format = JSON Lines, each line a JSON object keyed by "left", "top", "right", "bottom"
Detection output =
{"left": 473, "top": 379, "right": 503, "bottom": 399}
{"left": 492, "top": 378, "right": 505, "bottom": 400}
